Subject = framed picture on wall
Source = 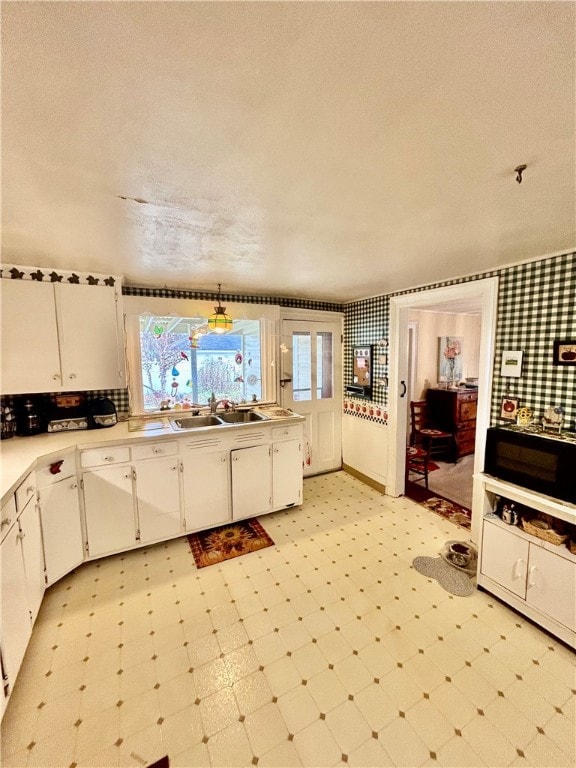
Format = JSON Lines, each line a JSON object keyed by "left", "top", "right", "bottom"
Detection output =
{"left": 500, "top": 396, "right": 520, "bottom": 421}
{"left": 500, "top": 350, "right": 523, "bottom": 377}
{"left": 553, "top": 339, "right": 576, "bottom": 365}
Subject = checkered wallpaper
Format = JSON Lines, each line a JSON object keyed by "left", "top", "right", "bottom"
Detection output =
{"left": 344, "top": 251, "right": 576, "bottom": 431}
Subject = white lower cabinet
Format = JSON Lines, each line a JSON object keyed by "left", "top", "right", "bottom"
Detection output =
{"left": 38, "top": 475, "right": 83, "bottom": 585}
{"left": 525, "top": 545, "right": 575, "bottom": 631}
{"left": 272, "top": 439, "right": 302, "bottom": 510}
{"left": 1, "top": 521, "right": 32, "bottom": 691}
{"left": 181, "top": 450, "right": 230, "bottom": 532}
{"left": 82, "top": 465, "right": 137, "bottom": 557}
{"left": 231, "top": 445, "right": 272, "bottom": 520}
{"left": 18, "top": 501, "right": 45, "bottom": 625}
{"left": 480, "top": 522, "right": 528, "bottom": 598}
{"left": 134, "top": 456, "right": 182, "bottom": 543}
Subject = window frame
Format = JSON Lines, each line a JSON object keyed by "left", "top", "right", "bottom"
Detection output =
{"left": 123, "top": 296, "right": 280, "bottom": 416}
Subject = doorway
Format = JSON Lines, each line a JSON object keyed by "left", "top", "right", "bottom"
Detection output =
{"left": 405, "top": 309, "right": 481, "bottom": 510}
{"left": 387, "top": 278, "right": 499, "bottom": 543}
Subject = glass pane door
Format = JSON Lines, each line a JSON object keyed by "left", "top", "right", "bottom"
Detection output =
{"left": 292, "top": 332, "right": 312, "bottom": 402}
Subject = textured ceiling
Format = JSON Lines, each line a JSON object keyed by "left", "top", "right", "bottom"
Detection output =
{"left": 2, "top": 1, "right": 575, "bottom": 302}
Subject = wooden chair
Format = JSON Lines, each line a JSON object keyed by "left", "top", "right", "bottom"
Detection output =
{"left": 409, "top": 400, "right": 454, "bottom": 461}
{"left": 406, "top": 445, "right": 431, "bottom": 488}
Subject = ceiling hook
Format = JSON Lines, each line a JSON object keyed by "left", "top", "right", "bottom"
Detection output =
{"left": 514, "top": 164, "right": 527, "bottom": 183}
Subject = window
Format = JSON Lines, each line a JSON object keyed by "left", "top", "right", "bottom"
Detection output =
{"left": 132, "top": 315, "right": 263, "bottom": 412}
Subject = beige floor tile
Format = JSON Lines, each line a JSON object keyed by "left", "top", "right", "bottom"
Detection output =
{"left": 263, "top": 655, "right": 302, "bottom": 697}
{"left": 244, "top": 701, "right": 289, "bottom": 756}
{"left": 316, "top": 629, "right": 353, "bottom": 664}
{"left": 293, "top": 718, "right": 342, "bottom": 767}
{"left": 378, "top": 716, "right": 430, "bottom": 767}
{"left": 404, "top": 698, "right": 455, "bottom": 751}
{"left": 157, "top": 672, "right": 197, "bottom": 718}
{"left": 170, "top": 741, "right": 210, "bottom": 768}
{"left": 119, "top": 688, "right": 160, "bottom": 737}
{"left": 80, "top": 673, "right": 121, "bottom": 717}
{"left": 325, "top": 699, "right": 372, "bottom": 754}
{"left": 434, "top": 735, "right": 487, "bottom": 767}
{"left": 277, "top": 685, "right": 320, "bottom": 734}
{"left": 460, "top": 715, "right": 518, "bottom": 766}
{"left": 291, "top": 642, "right": 329, "bottom": 679}
{"left": 206, "top": 720, "right": 254, "bottom": 766}
{"left": 258, "top": 739, "right": 303, "bottom": 767}
{"left": 542, "top": 711, "right": 576, "bottom": 761}
{"left": 354, "top": 683, "right": 398, "bottom": 731}
{"left": 73, "top": 705, "right": 121, "bottom": 761}
{"left": 233, "top": 669, "right": 273, "bottom": 716}
{"left": 278, "top": 620, "right": 314, "bottom": 652}
{"left": 252, "top": 631, "right": 287, "bottom": 666}
{"left": 193, "top": 657, "right": 231, "bottom": 699}
{"left": 333, "top": 654, "right": 373, "bottom": 695}
{"left": 348, "top": 736, "right": 394, "bottom": 767}
{"left": 33, "top": 690, "right": 82, "bottom": 743}
{"left": 160, "top": 703, "right": 203, "bottom": 756}
{"left": 504, "top": 679, "right": 558, "bottom": 727}
{"left": 379, "top": 667, "right": 424, "bottom": 711}
{"left": 118, "top": 722, "right": 165, "bottom": 768}
{"left": 198, "top": 686, "right": 240, "bottom": 737}
{"left": 119, "top": 658, "right": 159, "bottom": 700}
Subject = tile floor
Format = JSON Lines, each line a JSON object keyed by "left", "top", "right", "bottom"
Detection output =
{"left": 1, "top": 471, "right": 575, "bottom": 768}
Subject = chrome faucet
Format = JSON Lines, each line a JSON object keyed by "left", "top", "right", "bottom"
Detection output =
{"left": 209, "top": 394, "right": 236, "bottom": 413}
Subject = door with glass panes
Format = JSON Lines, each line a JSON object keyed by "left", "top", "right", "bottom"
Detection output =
{"left": 281, "top": 320, "right": 342, "bottom": 476}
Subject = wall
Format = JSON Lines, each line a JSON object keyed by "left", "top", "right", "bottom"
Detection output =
{"left": 343, "top": 251, "right": 576, "bottom": 484}
{"left": 409, "top": 310, "right": 481, "bottom": 398}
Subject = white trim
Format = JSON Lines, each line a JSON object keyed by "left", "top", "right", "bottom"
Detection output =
{"left": 387, "top": 278, "right": 499, "bottom": 543}
{"left": 280, "top": 306, "right": 344, "bottom": 323}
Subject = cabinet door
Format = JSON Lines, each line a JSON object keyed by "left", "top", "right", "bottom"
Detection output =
{"left": 83, "top": 466, "right": 137, "bottom": 557}
{"left": 135, "top": 457, "right": 182, "bottom": 543}
{"left": 272, "top": 439, "right": 302, "bottom": 510}
{"left": 231, "top": 445, "right": 272, "bottom": 520}
{"left": 181, "top": 451, "right": 230, "bottom": 532}
{"left": 56, "top": 283, "right": 125, "bottom": 390}
{"left": 526, "top": 546, "right": 576, "bottom": 631}
{"left": 480, "top": 521, "right": 529, "bottom": 598}
{"left": 1, "top": 522, "right": 31, "bottom": 687}
{"left": 1, "top": 280, "right": 61, "bottom": 394}
{"left": 18, "top": 501, "right": 45, "bottom": 624}
{"left": 39, "top": 478, "right": 84, "bottom": 585}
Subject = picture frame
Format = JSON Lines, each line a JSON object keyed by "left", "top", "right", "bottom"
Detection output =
{"left": 500, "top": 350, "right": 523, "bottom": 377}
{"left": 438, "top": 336, "right": 463, "bottom": 382}
{"left": 553, "top": 339, "right": 576, "bottom": 366}
{"left": 500, "top": 396, "right": 520, "bottom": 421}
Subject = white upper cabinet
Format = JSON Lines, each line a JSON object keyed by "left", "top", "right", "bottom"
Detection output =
{"left": 1, "top": 279, "right": 125, "bottom": 394}
{"left": 1, "top": 280, "right": 61, "bottom": 393}
{"left": 56, "top": 283, "right": 125, "bottom": 391}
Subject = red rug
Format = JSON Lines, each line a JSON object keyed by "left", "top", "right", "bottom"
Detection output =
{"left": 187, "top": 518, "right": 274, "bottom": 568}
{"left": 420, "top": 496, "right": 471, "bottom": 531}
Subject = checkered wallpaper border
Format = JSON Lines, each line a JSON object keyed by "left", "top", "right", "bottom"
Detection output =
{"left": 123, "top": 285, "right": 344, "bottom": 313}
{"left": 344, "top": 251, "right": 576, "bottom": 430}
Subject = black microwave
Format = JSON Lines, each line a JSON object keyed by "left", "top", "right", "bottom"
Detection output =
{"left": 484, "top": 427, "right": 576, "bottom": 504}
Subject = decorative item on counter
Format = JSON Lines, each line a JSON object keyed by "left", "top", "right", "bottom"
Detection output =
{"left": 499, "top": 395, "right": 520, "bottom": 421}
{"left": 501, "top": 502, "right": 519, "bottom": 526}
{"left": 17, "top": 399, "right": 42, "bottom": 436}
{"left": 521, "top": 514, "right": 568, "bottom": 546}
{"left": 516, "top": 407, "right": 533, "bottom": 427}
{"left": 542, "top": 406, "right": 564, "bottom": 433}
{"left": 1, "top": 405, "right": 16, "bottom": 439}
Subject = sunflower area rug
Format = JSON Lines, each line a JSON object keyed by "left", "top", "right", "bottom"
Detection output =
{"left": 420, "top": 496, "right": 472, "bottom": 531}
{"left": 187, "top": 518, "right": 275, "bottom": 568}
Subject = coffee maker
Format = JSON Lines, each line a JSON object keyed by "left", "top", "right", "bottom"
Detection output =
{"left": 16, "top": 398, "right": 43, "bottom": 436}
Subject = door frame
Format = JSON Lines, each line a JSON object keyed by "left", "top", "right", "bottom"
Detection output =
{"left": 387, "top": 278, "right": 499, "bottom": 499}
{"left": 279, "top": 307, "right": 344, "bottom": 476}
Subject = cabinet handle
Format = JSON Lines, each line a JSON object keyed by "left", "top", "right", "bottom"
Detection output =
{"left": 52, "top": 373, "right": 60, "bottom": 381}
{"left": 16, "top": 531, "right": 25, "bottom": 541}
{"left": 104, "top": 456, "right": 114, "bottom": 462}
{"left": 527, "top": 565, "right": 538, "bottom": 588}
{"left": 69, "top": 373, "right": 77, "bottom": 379}
{"left": 512, "top": 558, "right": 525, "bottom": 580}
{"left": 221, "top": 457, "right": 227, "bottom": 463}
{"left": 170, "top": 465, "right": 177, "bottom": 471}
{"left": 70, "top": 483, "right": 78, "bottom": 490}
{"left": 153, "top": 447, "right": 162, "bottom": 454}
{"left": 26, "top": 486, "right": 35, "bottom": 495}
{"left": 124, "top": 473, "right": 132, "bottom": 480}
{"left": 1, "top": 517, "right": 12, "bottom": 529}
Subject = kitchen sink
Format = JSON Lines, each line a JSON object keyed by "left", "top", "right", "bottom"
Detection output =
{"left": 217, "top": 411, "right": 268, "bottom": 424}
{"left": 170, "top": 415, "right": 223, "bottom": 431}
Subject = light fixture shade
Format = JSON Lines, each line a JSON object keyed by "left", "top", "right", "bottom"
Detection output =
{"left": 207, "top": 284, "right": 233, "bottom": 333}
{"left": 208, "top": 308, "right": 233, "bottom": 333}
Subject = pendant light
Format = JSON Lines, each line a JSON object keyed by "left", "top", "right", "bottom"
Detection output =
{"left": 207, "top": 283, "right": 233, "bottom": 333}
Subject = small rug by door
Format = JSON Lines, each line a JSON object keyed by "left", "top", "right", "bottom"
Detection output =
{"left": 420, "top": 496, "right": 471, "bottom": 530}
{"left": 187, "top": 518, "right": 274, "bottom": 568}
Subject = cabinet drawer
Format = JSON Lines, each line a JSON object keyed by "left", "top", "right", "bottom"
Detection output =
{"left": 459, "top": 401, "right": 477, "bottom": 421}
{"left": 271, "top": 425, "right": 301, "bottom": 441}
{"left": 36, "top": 455, "right": 76, "bottom": 487}
{"left": 81, "top": 446, "right": 131, "bottom": 468}
{"left": 131, "top": 441, "right": 178, "bottom": 461}
{"left": 1, "top": 496, "right": 17, "bottom": 542}
{"left": 15, "top": 472, "right": 37, "bottom": 512}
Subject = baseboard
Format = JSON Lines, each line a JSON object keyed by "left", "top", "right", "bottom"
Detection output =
{"left": 342, "top": 464, "right": 386, "bottom": 495}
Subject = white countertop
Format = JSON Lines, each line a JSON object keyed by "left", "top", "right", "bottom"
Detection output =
{"left": 1, "top": 409, "right": 304, "bottom": 503}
